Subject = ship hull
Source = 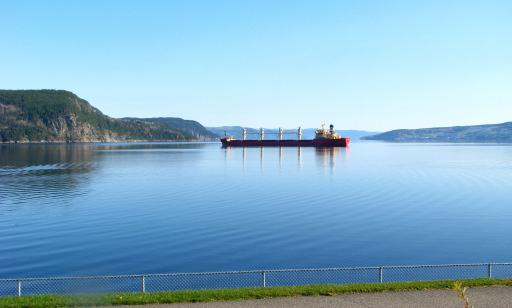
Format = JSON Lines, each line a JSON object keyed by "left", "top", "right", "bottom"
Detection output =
{"left": 221, "top": 138, "right": 350, "bottom": 147}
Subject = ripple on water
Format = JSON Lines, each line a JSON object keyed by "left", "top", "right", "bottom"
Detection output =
{"left": 1, "top": 142, "right": 512, "bottom": 277}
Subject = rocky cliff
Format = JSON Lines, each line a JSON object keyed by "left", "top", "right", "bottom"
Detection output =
{"left": 0, "top": 90, "right": 206, "bottom": 143}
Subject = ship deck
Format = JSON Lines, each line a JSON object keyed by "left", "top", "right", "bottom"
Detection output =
{"left": 221, "top": 138, "right": 350, "bottom": 147}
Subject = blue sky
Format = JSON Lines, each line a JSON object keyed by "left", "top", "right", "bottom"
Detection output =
{"left": 1, "top": 0, "right": 511, "bottom": 130}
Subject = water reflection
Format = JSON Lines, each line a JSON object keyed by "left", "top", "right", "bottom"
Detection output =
{"left": 1, "top": 142, "right": 213, "bottom": 207}
{"left": 224, "top": 145, "right": 232, "bottom": 162}
{"left": 242, "top": 147, "right": 246, "bottom": 170}
{"left": 260, "top": 147, "right": 264, "bottom": 169}
{"left": 315, "top": 147, "right": 348, "bottom": 173}
{"left": 279, "top": 147, "right": 283, "bottom": 168}
{"left": 0, "top": 144, "right": 97, "bottom": 205}
{"left": 2, "top": 142, "right": 512, "bottom": 278}
{"left": 225, "top": 146, "right": 347, "bottom": 172}
{"left": 298, "top": 147, "right": 302, "bottom": 168}
{"left": 95, "top": 142, "right": 210, "bottom": 152}
{"left": 0, "top": 144, "right": 95, "bottom": 168}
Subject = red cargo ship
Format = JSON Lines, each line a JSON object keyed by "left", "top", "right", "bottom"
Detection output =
{"left": 221, "top": 124, "right": 350, "bottom": 147}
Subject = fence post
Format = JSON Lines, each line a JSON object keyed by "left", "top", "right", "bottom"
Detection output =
{"left": 16, "top": 280, "right": 21, "bottom": 296}
{"left": 141, "top": 275, "right": 146, "bottom": 293}
{"left": 379, "top": 267, "right": 383, "bottom": 283}
{"left": 488, "top": 263, "right": 492, "bottom": 279}
{"left": 262, "top": 271, "right": 266, "bottom": 288}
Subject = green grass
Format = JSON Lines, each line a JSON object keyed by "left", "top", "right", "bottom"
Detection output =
{"left": 1, "top": 278, "right": 511, "bottom": 308}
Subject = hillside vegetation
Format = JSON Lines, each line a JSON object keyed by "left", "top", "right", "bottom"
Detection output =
{"left": 0, "top": 90, "right": 212, "bottom": 143}
{"left": 132, "top": 117, "right": 218, "bottom": 141}
{"left": 363, "top": 122, "right": 512, "bottom": 143}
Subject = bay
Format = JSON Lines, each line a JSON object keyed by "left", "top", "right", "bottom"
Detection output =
{"left": 1, "top": 142, "right": 511, "bottom": 278}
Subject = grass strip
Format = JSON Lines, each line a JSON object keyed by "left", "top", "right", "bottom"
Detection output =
{"left": 1, "top": 278, "right": 511, "bottom": 308}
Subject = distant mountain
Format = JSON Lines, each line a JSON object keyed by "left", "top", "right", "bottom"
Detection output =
{"left": 0, "top": 90, "right": 208, "bottom": 143}
{"left": 207, "top": 126, "right": 378, "bottom": 141}
{"left": 126, "top": 117, "right": 217, "bottom": 141}
{"left": 363, "top": 122, "right": 512, "bottom": 143}
{"left": 207, "top": 126, "right": 258, "bottom": 139}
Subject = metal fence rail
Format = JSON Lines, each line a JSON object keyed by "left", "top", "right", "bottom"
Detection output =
{"left": 1, "top": 262, "right": 511, "bottom": 297}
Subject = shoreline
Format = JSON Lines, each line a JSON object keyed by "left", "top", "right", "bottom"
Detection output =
{"left": 0, "top": 139, "right": 219, "bottom": 144}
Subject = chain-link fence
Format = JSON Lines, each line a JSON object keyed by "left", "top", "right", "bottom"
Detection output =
{"left": 1, "top": 262, "right": 511, "bottom": 297}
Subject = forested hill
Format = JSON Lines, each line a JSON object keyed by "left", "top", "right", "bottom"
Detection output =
{"left": 363, "top": 122, "right": 512, "bottom": 143}
{"left": 128, "top": 117, "right": 218, "bottom": 141}
{"left": 0, "top": 90, "right": 210, "bottom": 143}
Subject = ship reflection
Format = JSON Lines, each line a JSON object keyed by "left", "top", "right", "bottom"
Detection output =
{"left": 224, "top": 145, "right": 232, "bottom": 161}
{"left": 260, "top": 146, "right": 264, "bottom": 169}
{"left": 226, "top": 145, "right": 347, "bottom": 171}
{"left": 314, "top": 147, "right": 348, "bottom": 172}
{"left": 242, "top": 147, "right": 246, "bottom": 169}
{"left": 298, "top": 147, "right": 302, "bottom": 168}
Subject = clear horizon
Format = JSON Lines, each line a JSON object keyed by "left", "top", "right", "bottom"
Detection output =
{"left": 1, "top": 1, "right": 511, "bottom": 131}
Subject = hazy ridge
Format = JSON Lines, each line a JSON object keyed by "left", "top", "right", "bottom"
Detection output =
{"left": 363, "top": 122, "right": 512, "bottom": 143}
{"left": 207, "top": 126, "right": 378, "bottom": 141}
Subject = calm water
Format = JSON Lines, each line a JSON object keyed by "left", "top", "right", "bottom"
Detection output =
{"left": 1, "top": 142, "right": 512, "bottom": 278}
